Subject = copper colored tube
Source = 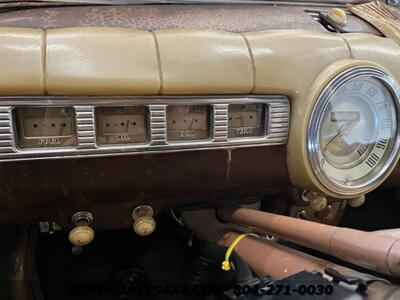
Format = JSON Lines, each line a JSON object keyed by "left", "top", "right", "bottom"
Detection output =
{"left": 218, "top": 232, "right": 400, "bottom": 300}
{"left": 218, "top": 232, "right": 336, "bottom": 279}
{"left": 218, "top": 207, "right": 400, "bottom": 278}
{"left": 374, "top": 229, "right": 400, "bottom": 239}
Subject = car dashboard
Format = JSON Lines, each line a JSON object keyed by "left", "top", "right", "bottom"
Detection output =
{"left": 1, "top": 2, "right": 400, "bottom": 299}
{"left": 0, "top": 18, "right": 399, "bottom": 225}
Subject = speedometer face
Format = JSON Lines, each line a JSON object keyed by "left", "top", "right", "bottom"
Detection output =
{"left": 308, "top": 67, "right": 400, "bottom": 195}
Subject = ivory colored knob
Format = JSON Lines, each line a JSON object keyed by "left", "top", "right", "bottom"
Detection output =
{"left": 328, "top": 8, "right": 347, "bottom": 26}
{"left": 348, "top": 195, "right": 365, "bottom": 208}
{"left": 309, "top": 194, "right": 328, "bottom": 212}
{"left": 133, "top": 216, "right": 156, "bottom": 236}
{"left": 68, "top": 225, "right": 95, "bottom": 246}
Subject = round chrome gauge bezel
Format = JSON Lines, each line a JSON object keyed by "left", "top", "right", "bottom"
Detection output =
{"left": 307, "top": 66, "right": 400, "bottom": 196}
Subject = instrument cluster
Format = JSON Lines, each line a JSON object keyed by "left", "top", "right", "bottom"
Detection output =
{"left": 308, "top": 66, "right": 400, "bottom": 196}
{"left": 0, "top": 97, "right": 290, "bottom": 161}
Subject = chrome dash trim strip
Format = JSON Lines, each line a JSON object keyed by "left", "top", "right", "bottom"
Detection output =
{"left": 149, "top": 104, "right": 167, "bottom": 146}
{"left": 213, "top": 104, "right": 229, "bottom": 142}
{"left": 268, "top": 101, "right": 290, "bottom": 142}
{"left": 0, "top": 107, "right": 14, "bottom": 154}
{"left": 75, "top": 106, "right": 96, "bottom": 149}
{"left": 0, "top": 96, "right": 290, "bottom": 161}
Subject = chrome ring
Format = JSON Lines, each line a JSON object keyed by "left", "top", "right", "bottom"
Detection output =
{"left": 307, "top": 66, "right": 400, "bottom": 196}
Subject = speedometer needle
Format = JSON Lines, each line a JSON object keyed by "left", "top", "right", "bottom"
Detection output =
{"left": 323, "top": 121, "right": 357, "bottom": 150}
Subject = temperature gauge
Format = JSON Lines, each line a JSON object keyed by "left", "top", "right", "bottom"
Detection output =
{"left": 14, "top": 107, "right": 77, "bottom": 149}
{"left": 95, "top": 106, "right": 148, "bottom": 145}
{"left": 228, "top": 104, "right": 266, "bottom": 138}
{"left": 167, "top": 105, "right": 211, "bottom": 141}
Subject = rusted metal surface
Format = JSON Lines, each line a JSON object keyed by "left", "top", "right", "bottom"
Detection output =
{"left": 0, "top": 4, "right": 325, "bottom": 32}
{"left": 0, "top": 146, "right": 290, "bottom": 229}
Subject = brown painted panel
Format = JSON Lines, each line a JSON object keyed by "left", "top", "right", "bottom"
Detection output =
{"left": 0, "top": 146, "right": 289, "bottom": 229}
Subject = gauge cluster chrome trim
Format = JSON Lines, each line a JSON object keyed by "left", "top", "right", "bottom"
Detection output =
{"left": 0, "top": 96, "right": 289, "bottom": 161}
{"left": 307, "top": 66, "right": 400, "bottom": 196}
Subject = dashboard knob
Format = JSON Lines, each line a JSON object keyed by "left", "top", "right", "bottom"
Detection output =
{"left": 132, "top": 205, "right": 156, "bottom": 236}
{"left": 328, "top": 8, "right": 347, "bottom": 26}
{"left": 133, "top": 216, "right": 156, "bottom": 236}
{"left": 348, "top": 195, "right": 365, "bottom": 208}
{"left": 69, "top": 225, "right": 95, "bottom": 246}
{"left": 68, "top": 211, "right": 95, "bottom": 247}
{"left": 309, "top": 195, "right": 328, "bottom": 212}
{"left": 302, "top": 191, "right": 328, "bottom": 212}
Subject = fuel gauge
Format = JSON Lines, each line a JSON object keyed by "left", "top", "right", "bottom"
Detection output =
{"left": 228, "top": 104, "right": 266, "bottom": 138}
{"left": 14, "top": 107, "right": 77, "bottom": 149}
{"left": 167, "top": 105, "right": 211, "bottom": 141}
{"left": 95, "top": 106, "right": 148, "bottom": 145}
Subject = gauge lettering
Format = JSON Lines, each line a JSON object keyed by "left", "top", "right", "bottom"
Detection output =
{"left": 352, "top": 82, "right": 363, "bottom": 92}
{"left": 379, "top": 118, "right": 391, "bottom": 129}
{"left": 366, "top": 153, "right": 380, "bottom": 168}
{"left": 116, "top": 134, "right": 130, "bottom": 141}
{"left": 376, "top": 101, "right": 388, "bottom": 112}
{"left": 38, "top": 137, "right": 61, "bottom": 145}
{"left": 366, "top": 86, "right": 378, "bottom": 98}
{"left": 376, "top": 138, "right": 388, "bottom": 149}
{"left": 357, "top": 143, "right": 368, "bottom": 156}
{"left": 180, "top": 130, "right": 196, "bottom": 138}
{"left": 337, "top": 86, "right": 346, "bottom": 96}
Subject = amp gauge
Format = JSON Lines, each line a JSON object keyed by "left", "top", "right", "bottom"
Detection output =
{"left": 95, "top": 106, "right": 148, "bottom": 145}
{"left": 228, "top": 104, "right": 266, "bottom": 138}
{"left": 167, "top": 105, "right": 211, "bottom": 142}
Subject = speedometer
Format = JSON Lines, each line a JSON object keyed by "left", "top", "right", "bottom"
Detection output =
{"left": 308, "top": 66, "right": 400, "bottom": 196}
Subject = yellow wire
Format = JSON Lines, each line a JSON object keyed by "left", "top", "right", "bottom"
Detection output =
{"left": 221, "top": 233, "right": 259, "bottom": 271}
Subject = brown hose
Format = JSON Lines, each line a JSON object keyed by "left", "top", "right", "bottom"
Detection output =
{"left": 218, "top": 207, "right": 400, "bottom": 278}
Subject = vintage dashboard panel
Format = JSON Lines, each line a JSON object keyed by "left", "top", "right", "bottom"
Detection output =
{"left": 0, "top": 25, "right": 399, "bottom": 227}
{"left": 0, "top": 96, "right": 289, "bottom": 161}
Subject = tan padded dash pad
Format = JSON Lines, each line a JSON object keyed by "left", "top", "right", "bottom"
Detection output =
{"left": 0, "top": 27, "right": 399, "bottom": 95}
{"left": 0, "top": 28, "right": 44, "bottom": 95}
{"left": 46, "top": 28, "right": 161, "bottom": 95}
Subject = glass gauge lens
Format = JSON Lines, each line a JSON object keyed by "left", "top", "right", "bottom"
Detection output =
{"left": 309, "top": 70, "right": 399, "bottom": 193}
{"left": 96, "top": 106, "right": 148, "bottom": 145}
{"left": 228, "top": 104, "right": 266, "bottom": 138}
{"left": 15, "top": 107, "right": 77, "bottom": 149}
{"left": 167, "top": 105, "right": 210, "bottom": 141}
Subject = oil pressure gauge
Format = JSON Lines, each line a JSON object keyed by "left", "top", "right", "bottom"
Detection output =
{"left": 14, "top": 107, "right": 77, "bottom": 149}
{"left": 167, "top": 105, "right": 211, "bottom": 141}
{"left": 95, "top": 106, "right": 148, "bottom": 145}
{"left": 228, "top": 104, "right": 266, "bottom": 138}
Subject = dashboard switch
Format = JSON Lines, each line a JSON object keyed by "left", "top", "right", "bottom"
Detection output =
{"left": 132, "top": 205, "right": 156, "bottom": 236}
{"left": 68, "top": 211, "right": 95, "bottom": 247}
